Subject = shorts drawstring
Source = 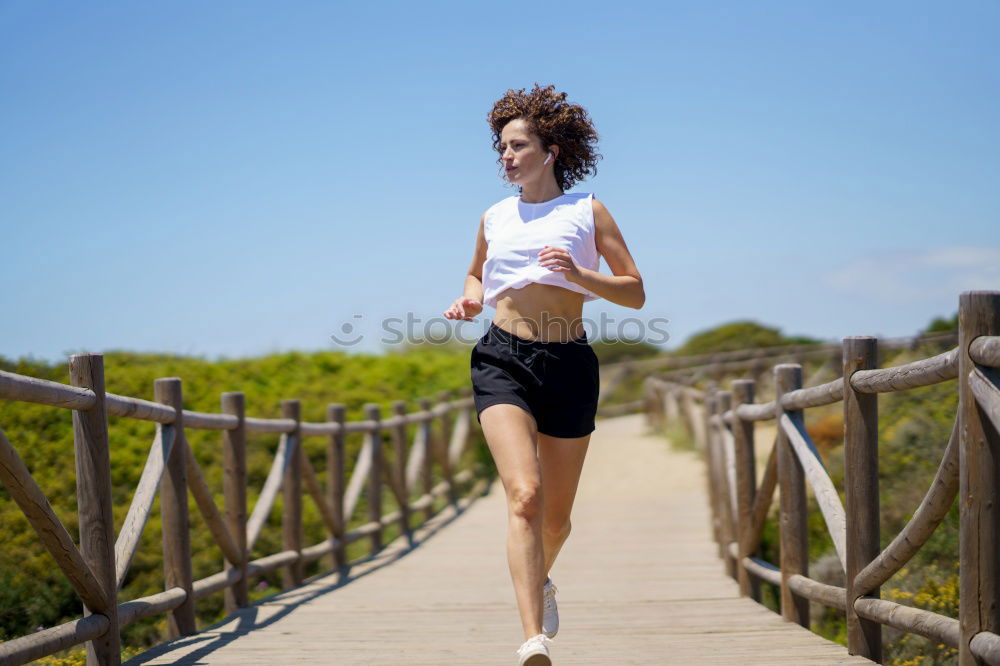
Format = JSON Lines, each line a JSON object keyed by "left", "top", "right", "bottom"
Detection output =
{"left": 487, "top": 323, "right": 579, "bottom": 386}
{"left": 523, "top": 346, "right": 556, "bottom": 378}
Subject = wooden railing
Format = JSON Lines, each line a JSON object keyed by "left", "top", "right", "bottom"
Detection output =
{"left": 595, "top": 330, "right": 957, "bottom": 414}
{"left": 3, "top": 310, "right": 977, "bottom": 665}
{"left": 0, "top": 360, "right": 486, "bottom": 665}
{"left": 644, "top": 290, "right": 1000, "bottom": 665}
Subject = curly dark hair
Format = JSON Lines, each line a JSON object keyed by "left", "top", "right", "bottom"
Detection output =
{"left": 487, "top": 83, "right": 602, "bottom": 192}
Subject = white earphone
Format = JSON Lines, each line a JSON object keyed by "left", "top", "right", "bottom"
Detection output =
{"left": 543, "top": 152, "right": 553, "bottom": 165}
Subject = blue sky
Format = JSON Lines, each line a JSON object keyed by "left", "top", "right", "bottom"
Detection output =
{"left": 2, "top": 1, "right": 998, "bottom": 363}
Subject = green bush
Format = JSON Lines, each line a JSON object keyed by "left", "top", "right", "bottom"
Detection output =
{"left": 676, "top": 320, "right": 821, "bottom": 356}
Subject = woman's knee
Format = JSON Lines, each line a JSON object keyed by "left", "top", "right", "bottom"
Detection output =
{"left": 507, "top": 481, "right": 543, "bottom": 522}
{"left": 542, "top": 517, "right": 571, "bottom": 540}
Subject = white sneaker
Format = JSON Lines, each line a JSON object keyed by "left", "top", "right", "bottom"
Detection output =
{"left": 542, "top": 577, "right": 559, "bottom": 638}
{"left": 515, "top": 633, "right": 553, "bottom": 665}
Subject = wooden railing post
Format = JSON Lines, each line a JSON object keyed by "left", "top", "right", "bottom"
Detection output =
{"left": 750, "top": 353, "right": 766, "bottom": 388}
{"left": 436, "top": 390, "right": 457, "bottom": 505}
{"left": 641, "top": 378, "right": 653, "bottom": 428}
{"left": 703, "top": 390, "right": 722, "bottom": 555}
{"left": 717, "top": 390, "right": 738, "bottom": 580}
{"left": 843, "top": 336, "right": 882, "bottom": 661}
{"left": 153, "top": 377, "right": 196, "bottom": 637}
{"left": 654, "top": 379, "right": 665, "bottom": 429}
{"left": 731, "top": 378, "right": 760, "bottom": 601}
{"left": 364, "top": 403, "right": 383, "bottom": 554}
{"left": 664, "top": 385, "right": 681, "bottom": 424}
{"left": 418, "top": 397, "right": 435, "bottom": 523}
{"left": 70, "top": 353, "right": 121, "bottom": 665}
{"left": 775, "top": 364, "right": 809, "bottom": 628}
{"left": 221, "top": 391, "right": 248, "bottom": 613}
{"left": 327, "top": 403, "right": 347, "bottom": 569}
{"left": 679, "top": 386, "right": 697, "bottom": 443}
{"left": 392, "top": 400, "right": 412, "bottom": 538}
{"left": 447, "top": 396, "right": 473, "bottom": 472}
{"left": 645, "top": 379, "right": 663, "bottom": 429}
{"left": 281, "top": 399, "right": 303, "bottom": 588}
{"left": 959, "top": 291, "right": 1000, "bottom": 666}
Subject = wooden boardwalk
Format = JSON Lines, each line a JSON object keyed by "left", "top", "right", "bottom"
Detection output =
{"left": 127, "top": 413, "right": 870, "bottom": 665}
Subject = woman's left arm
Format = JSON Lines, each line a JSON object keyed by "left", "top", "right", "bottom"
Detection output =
{"left": 565, "top": 198, "right": 645, "bottom": 309}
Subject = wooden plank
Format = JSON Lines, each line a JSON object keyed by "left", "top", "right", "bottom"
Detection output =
{"left": 343, "top": 438, "right": 371, "bottom": 523}
{"left": 0, "top": 368, "right": 96, "bottom": 409}
{"left": 106, "top": 393, "right": 176, "bottom": 423}
{"left": 849, "top": 347, "right": 959, "bottom": 393}
{"left": 747, "top": 442, "right": 777, "bottom": 555}
{"left": 780, "top": 377, "right": 843, "bottom": 411}
{"left": 969, "top": 364, "right": 1000, "bottom": 434}
{"left": 788, "top": 574, "right": 846, "bottom": 611}
{"left": 854, "top": 415, "right": 960, "bottom": 596}
{"left": 854, "top": 596, "right": 958, "bottom": 647}
{"left": 118, "top": 587, "right": 187, "bottom": 627}
{"left": 115, "top": 425, "right": 175, "bottom": 589}
{"left": 779, "top": 413, "right": 847, "bottom": 568}
{"left": 184, "top": 443, "right": 242, "bottom": 566}
{"left": 246, "top": 433, "right": 292, "bottom": 552}
{"left": 301, "top": 453, "right": 340, "bottom": 540}
{"left": 970, "top": 335, "right": 1000, "bottom": 368}
{"left": 130, "top": 414, "right": 872, "bottom": 666}
{"left": 0, "top": 428, "right": 110, "bottom": 613}
{"left": 0, "top": 613, "right": 109, "bottom": 665}
{"left": 971, "top": 630, "right": 1000, "bottom": 664}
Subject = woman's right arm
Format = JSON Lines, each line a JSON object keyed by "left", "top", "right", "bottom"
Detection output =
{"left": 464, "top": 213, "right": 488, "bottom": 302}
{"left": 444, "top": 213, "right": 488, "bottom": 321}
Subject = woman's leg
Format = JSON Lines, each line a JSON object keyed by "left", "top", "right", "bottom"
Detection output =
{"left": 480, "top": 402, "right": 546, "bottom": 640}
{"left": 537, "top": 432, "right": 591, "bottom": 576}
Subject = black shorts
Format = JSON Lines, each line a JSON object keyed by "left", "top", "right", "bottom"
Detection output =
{"left": 470, "top": 321, "right": 600, "bottom": 438}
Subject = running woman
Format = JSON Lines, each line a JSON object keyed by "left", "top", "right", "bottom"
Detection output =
{"left": 444, "top": 83, "right": 644, "bottom": 665}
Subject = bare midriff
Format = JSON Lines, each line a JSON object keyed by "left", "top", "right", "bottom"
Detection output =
{"left": 492, "top": 283, "right": 587, "bottom": 342}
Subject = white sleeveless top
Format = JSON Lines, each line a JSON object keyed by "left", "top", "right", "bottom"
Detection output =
{"left": 481, "top": 192, "right": 601, "bottom": 309}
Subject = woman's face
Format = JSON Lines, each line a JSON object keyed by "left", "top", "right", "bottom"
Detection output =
{"left": 499, "top": 118, "right": 552, "bottom": 184}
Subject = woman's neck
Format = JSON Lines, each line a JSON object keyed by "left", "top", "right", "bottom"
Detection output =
{"left": 518, "top": 182, "right": 564, "bottom": 203}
